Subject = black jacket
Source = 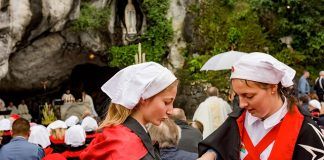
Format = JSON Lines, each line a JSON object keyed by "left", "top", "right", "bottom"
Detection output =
{"left": 174, "top": 119, "right": 203, "bottom": 153}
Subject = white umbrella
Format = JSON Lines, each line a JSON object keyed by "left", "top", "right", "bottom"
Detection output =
{"left": 201, "top": 51, "right": 247, "bottom": 71}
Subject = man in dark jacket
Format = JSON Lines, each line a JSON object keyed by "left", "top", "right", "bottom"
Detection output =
{"left": 171, "top": 108, "right": 203, "bottom": 153}
{"left": 314, "top": 71, "right": 324, "bottom": 102}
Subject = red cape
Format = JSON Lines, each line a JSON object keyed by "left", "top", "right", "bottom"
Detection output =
{"left": 44, "top": 147, "right": 54, "bottom": 155}
{"left": 62, "top": 149, "right": 85, "bottom": 159}
{"left": 80, "top": 125, "right": 148, "bottom": 160}
{"left": 49, "top": 135, "right": 65, "bottom": 144}
{"left": 42, "top": 153, "right": 67, "bottom": 160}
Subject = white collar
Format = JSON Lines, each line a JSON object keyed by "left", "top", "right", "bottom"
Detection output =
{"left": 247, "top": 97, "right": 288, "bottom": 130}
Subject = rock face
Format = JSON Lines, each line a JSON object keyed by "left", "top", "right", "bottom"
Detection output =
{"left": 0, "top": 0, "right": 194, "bottom": 92}
{"left": 0, "top": 34, "right": 105, "bottom": 92}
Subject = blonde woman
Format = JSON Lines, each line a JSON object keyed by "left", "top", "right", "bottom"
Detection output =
{"left": 47, "top": 120, "right": 67, "bottom": 153}
{"left": 81, "top": 62, "right": 178, "bottom": 160}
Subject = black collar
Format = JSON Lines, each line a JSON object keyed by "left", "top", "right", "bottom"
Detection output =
{"left": 123, "top": 117, "right": 156, "bottom": 159}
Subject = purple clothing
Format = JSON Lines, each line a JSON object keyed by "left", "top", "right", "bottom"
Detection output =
{"left": 160, "top": 147, "right": 198, "bottom": 160}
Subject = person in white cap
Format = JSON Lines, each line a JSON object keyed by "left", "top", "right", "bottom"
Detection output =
{"left": 308, "top": 99, "right": 322, "bottom": 121}
{"left": 198, "top": 52, "right": 324, "bottom": 160}
{"left": 0, "top": 119, "right": 12, "bottom": 147}
{"left": 81, "top": 62, "right": 178, "bottom": 160}
{"left": 81, "top": 116, "right": 98, "bottom": 145}
{"left": 62, "top": 125, "right": 86, "bottom": 159}
{"left": 28, "top": 125, "right": 53, "bottom": 155}
{"left": 65, "top": 115, "right": 79, "bottom": 127}
{"left": 47, "top": 120, "right": 68, "bottom": 153}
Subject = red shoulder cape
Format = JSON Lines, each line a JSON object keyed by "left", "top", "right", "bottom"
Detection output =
{"left": 80, "top": 125, "right": 148, "bottom": 160}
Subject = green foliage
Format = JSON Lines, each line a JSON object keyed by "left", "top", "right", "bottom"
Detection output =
{"left": 227, "top": 27, "right": 242, "bottom": 45}
{"left": 109, "top": 45, "right": 138, "bottom": 67}
{"left": 190, "top": 0, "right": 271, "bottom": 54}
{"left": 177, "top": 55, "right": 230, "bottom": 91}
{"left": 109, "top": 0, "right": 173, "bottom": 67}
{"left": 185, "top": 0, "right": 272, "bottom": 87}
{"left": 41, "top": 103, "right": 56, "bottom": 126}
{"left": 249, "top": 0, "right": 324, "bottom": 68}
{"left": 180, "top": 54, "right": 231, "bottom": 90}
{"left": 72, "top": 3, "right": 110, "bottom": 31}
{"left": 273, "top": 49, "right": 306, "bottom": 66}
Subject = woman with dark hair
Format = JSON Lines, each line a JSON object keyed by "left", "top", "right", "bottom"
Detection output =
{"left": 198, "top": 52, "right": 324, "bottom": 160}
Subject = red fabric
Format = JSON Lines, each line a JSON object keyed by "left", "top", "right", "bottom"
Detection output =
{"left": 10, "top": 114, "right": 20, "bottom": 120}
{"left": 62, "top": 149, "right": 85, "bottom": 159}
{"left": 49, "top": 135, "right": 65, "bottom": 144}
{"left": 44, "top": 147, "right": 54, "bottom": 155}
{"left": 86, "top": 132, "right": 97, "bottom": 139}
{"left": 311, "top": 111, "right": 320, "bottom": 118}
{"left": 80, "top": 125, "right": 148, "bottom": 160}
{"left": 236, "top": 105, "right": 304, "bottom": 160}
{"left": 42, "top": 153, "right": 67, "bottom": 160}
{"left": 3, "top": 130, "right": 12, "bottom": 136}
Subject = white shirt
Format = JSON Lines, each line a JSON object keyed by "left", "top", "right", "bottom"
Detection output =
{"left": 62, "top": 93, "right": 75, "bottom": 104}
{"left": 241, "top": 98, "right": 288, "bottom": 160}
{"left": 82, "top": 94, "right": 98, "bottom": 117}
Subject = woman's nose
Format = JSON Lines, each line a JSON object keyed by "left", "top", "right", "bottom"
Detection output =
{"left": 239, "top": 97, "right": 248, "bottom": 108}
{"left": 166, "top": 106, "right": 173, "bottom": 115}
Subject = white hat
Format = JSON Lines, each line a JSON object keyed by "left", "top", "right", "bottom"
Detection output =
{"left": 101, "top": 62, "right": 177, "bottom": 109}
{"left": 231, "top": 52, "right": 296, "bottom": 87}
{"left": 81, "top": 116, "right": 98, "bottom": 132}
{"left": 65, "top": 125, "right": 86, "bottom": 147}
{"left": 47, "top": 120, "right": 67, "bottom": 133}
{"left": 28, "top": 125, "right": 51, "bottom": 149}
{"left": 0, "top": 119, "right": 11, "bottom": 131}
{"left": 65, "top": 115, "right": 79, "bottom": 127}
{"left": 309, "top": 100, "right": 321, "bottom": 110}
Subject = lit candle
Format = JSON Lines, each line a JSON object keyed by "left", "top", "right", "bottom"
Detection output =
{"left": 135, "top": 53, "right": 138, "bottom": 64}
{"left": 138, "top": 42, "right": 141, "bottom": 55}
{"left": 142, "top": 53, "right": 146, "bottom": 62}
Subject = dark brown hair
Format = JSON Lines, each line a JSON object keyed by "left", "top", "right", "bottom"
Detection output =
{"left": 12, "top": 118, "right": 30, "bottom": 136}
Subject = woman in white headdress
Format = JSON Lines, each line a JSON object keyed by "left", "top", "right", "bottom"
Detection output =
{"left": 0, "top": 119, "right": 12, "bottom": 147}
{"left": 198, "top": 52, "right": 324, "bottom": 160}
{"left": 65, "top": 115, "right": 79, "bottom": 127}
{"left": 81, "top": 62, "right": 178, "bottom": 160}
{"left": 62, "top": 125, "right": 86, "bottom": 159}
{"left": 81, "top": 116, "right": 98, "bottom": 145}
{"left": 28, "top": 125, "right": 52, "bottom": 155}
{"left": 47, "top": 120, "right": 68, "bottom": 153}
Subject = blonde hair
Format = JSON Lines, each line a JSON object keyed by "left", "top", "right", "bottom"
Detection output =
{"left": 51, "top": 128, "right": 66, "bottom": 140}
{"left": 148, "top": 119, "right": 180, "bottom": 148}
{"left": 99, "top": 80, "right": 179, "bottom": 129}
{"left": 98, "top": 103, "right": 133, "bottom": 129}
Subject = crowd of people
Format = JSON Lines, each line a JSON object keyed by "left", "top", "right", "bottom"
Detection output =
{"left": 0, "top": 52, "right": 323, "bottom": 160}
{"left": 0, "top": 99, "right": 32, "bottom": 121}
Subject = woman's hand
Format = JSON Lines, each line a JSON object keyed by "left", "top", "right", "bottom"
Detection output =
{"left": 197, "top": 151, "right": 217, "bottom": 160}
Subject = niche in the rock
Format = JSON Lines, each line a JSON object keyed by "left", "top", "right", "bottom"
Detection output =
{"left": 115, "top": 0, "right": 144, "bottom": 44}
{"left": 68, "top": 63, "right": 119, "bottom": 118}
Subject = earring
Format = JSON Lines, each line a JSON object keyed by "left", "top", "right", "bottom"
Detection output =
{"left": 271, "top": 91, "right": 275, "bottom": 94}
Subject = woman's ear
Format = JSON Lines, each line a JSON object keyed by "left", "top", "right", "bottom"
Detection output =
{"left": 139, "top": 98, "right": 147, "bottom": 106}
{"left": 270, "top": 84, "right": 278, "bottom": 94}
